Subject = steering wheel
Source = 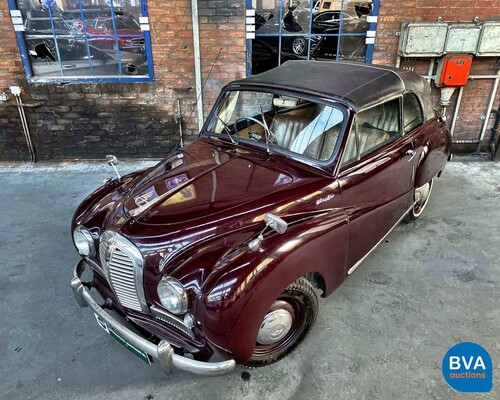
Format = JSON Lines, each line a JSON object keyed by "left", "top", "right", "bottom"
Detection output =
{"left": 234, "top": 117, "right": 276, "bottom": 143}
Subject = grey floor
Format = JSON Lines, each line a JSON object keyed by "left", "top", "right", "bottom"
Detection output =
{"left": 0, "top": 159, "right": 498, "bottom": 400}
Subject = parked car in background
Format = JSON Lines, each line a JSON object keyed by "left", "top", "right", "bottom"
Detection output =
{"left": 26, "top": 38, "right": 118, "bottom": 76}
{"left": 86, "top": 16, "right": 144, "bottom": 51}
{"left": 256, "top": 11, "right": 322, "bottom": 56}
{"left": 25, "top": 16, "right": 73, "bottom": 35}
{"left": 62, "top": 7, "right": 112, "bottom": 32}
{"left": 70, "top": 61, "right": 451, "bottom": 376}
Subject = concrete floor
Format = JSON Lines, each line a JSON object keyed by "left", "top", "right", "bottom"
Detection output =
{"left": 0, "top": 159, "right": 498, "bottom": 400}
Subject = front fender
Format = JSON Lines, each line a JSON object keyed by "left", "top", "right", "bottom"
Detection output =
{"left": 197, "top": 210, "right": 348, "bottom": 363}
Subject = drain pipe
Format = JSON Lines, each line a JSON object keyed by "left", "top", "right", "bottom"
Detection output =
{"left": 488, "top": 102, "right": 500, "bottom": 158}
{"left": 191, "top": 0, "right": 204, "bottom": 132}
{"left": 475, "top": 68, "right": 500, "bottom": 153}
{"left": 11, "top": 86, "right": 36, "bottom": 162}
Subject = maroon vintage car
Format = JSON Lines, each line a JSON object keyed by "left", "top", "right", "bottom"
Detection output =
{"left": 71, "top": 61, "right": 451, "bottom": 376}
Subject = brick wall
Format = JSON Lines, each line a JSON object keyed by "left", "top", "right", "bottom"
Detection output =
{"left": 373, "top": 0, "right": 500, "bottom": 151}
{"left": 0, "top": 0, "right": 245, "bottom": 161}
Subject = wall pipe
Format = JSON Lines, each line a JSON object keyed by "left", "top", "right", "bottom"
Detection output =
{"left": 449, "top": 86, "right": 464, "bottom": 137}
{"left": 191, "top": 0, "right": 204, "bottom": 132}
{"left": 475, "top": 69, "right": 500, "bottom": 153}
{"left": 14, "top": 93, "right": 36, "bottom": 162}
{"left": 426, "top": 58, "right": 434, "bottom": 83}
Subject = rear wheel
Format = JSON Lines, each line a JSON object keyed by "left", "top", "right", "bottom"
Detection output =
{"left": 245, "top": 277, "right": 318, "bottom": 367}
{"left": 404, "top": 179, "right": 434, "bottom": 222}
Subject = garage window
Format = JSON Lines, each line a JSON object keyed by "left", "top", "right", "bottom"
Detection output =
{"left": 249, "top": 0, "right": 379, "bottom": 75}
{"left": 8, "top": 0, "right": 153, "bottom": 83}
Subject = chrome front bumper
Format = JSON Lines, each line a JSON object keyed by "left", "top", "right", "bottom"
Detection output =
{"left": 70, "top": 259, "right": 236, "bottom": 376}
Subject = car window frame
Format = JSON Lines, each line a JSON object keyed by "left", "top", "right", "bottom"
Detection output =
{"left": 203, "top": 86, "right": 350, "bottom": 170}
{"left": 339, "top": 95, "right": 404, "bottom": 170}
{"left": 402, "top": 91, "right": 425, "bottom": 134}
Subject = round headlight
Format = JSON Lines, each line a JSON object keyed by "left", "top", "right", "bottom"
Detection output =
{"left": 73, "top": 225, "right": 95, "bottom": 257}
{"left": 157, "top": 277, "right": 188, "bottom": 315}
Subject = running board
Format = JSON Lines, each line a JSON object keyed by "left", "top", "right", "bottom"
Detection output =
{"left": 347, "top": 202, "right": 416, "bottom": 276}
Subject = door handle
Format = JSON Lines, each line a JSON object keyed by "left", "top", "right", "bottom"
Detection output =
{"left": 406, "top": 149, "right": 415, "bottom": 162}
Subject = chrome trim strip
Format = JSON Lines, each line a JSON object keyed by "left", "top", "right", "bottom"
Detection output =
{"left": 71, "top": 259, "right": 236, "bottom": 376}
{"left": 151, "top": 305, "right": 194, "bottom": 338}
{"left": 347, "top": 202, "right": 416, "bottom": 275}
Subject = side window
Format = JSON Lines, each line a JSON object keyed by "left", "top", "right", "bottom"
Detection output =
{"left": 344, "top": 98, "right": 401, "bottom": 162}
{"left": 403, "top": 93, "right": 425, "bottom": 134}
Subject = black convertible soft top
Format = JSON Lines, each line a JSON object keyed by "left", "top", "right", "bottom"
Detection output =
{"left": 231, "top": 61, "right": 434, "bottom": 118}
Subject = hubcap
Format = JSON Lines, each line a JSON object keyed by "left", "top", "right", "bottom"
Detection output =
{"left": 293, "top": 39, "right": 305, "bottom": 54}
{"left": 414, "top": 180, "right": 433, "bottom": 217}
{"left": 257, "top": 309, "right": 293, "bottom": 345}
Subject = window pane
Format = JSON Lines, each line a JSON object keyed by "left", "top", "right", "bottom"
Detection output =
{"left": 211, "top": 90, "right": 344, "bottom": 161}
{"left": 16, "top": 0, "right": 151, "bottom": 80}
{"left": 403, "top": 93, "right": 424, "bottom": 133}
{"left": 354, "top": 98, "right": 400, "bottom": 157}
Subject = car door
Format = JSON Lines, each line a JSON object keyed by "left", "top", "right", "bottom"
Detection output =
{"left": 337, "top": 97, "right": 415, "bottom": 274}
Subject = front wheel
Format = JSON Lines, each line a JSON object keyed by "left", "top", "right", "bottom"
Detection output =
{"left": 292, "top": 37, "right": 308, "bottom": 56}
{"left": 245, "top": 277, "right": 318, "bottom": 367}
{"left": 404, "top": 179, "right": 434, "bottom": 222}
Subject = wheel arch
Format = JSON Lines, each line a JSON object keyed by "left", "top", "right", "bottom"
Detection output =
{"left": 198, "top": 211, "right": 348, "bottom": 363}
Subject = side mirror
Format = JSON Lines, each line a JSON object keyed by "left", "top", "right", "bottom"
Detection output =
{"left": 105, "top": 154, "right": 121, "bottom": 179}
{"left": 248, "top": 213, "right": 288, "bottom": 251}
{"left": 106, "top": 154, "right": 118, "bottom": 166}
{"left": 264, "top": 213, "right": 288, "bottom": 234}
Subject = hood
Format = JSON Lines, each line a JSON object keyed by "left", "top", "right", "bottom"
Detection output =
{"left": 121, "top": 140, "right": 294, "bottom": 225}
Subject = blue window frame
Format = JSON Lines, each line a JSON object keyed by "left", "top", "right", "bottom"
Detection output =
{"left": 247, "top": 0, "right": 379, "bottom": 76}
{"left": 8, "top": 0, "right": 154, "bottom": 83}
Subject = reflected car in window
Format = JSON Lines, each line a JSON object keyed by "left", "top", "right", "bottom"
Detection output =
{"left": 70, "top": 61, "right": 451, "bottom": 376}
{"left": 26, "top": 38, "right": 119, "bottom": 76}
{"left": 86, "top": 16, "right": 144, "bottom": 51}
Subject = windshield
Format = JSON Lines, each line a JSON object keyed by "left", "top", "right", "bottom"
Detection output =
{"left": 208, "top": 90, "right": 345, "bottom": 161}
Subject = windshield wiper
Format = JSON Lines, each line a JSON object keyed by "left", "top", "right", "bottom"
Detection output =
{"left": 260, "top": 105, "right": 274, "bottom": 155}
{"left": 216, "top": 115, "right": 236, "bottom": 144}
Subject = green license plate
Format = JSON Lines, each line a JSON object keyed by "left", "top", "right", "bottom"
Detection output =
{"left": 94, "top": 313, "right": 151, "bottom": 365}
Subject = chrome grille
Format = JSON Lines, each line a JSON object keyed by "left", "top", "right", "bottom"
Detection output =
{"left": 151, "top": 306, "right": 193, "bottom": 337}
{"left": 99, "top": 232, "right": 147, "bottom": 313}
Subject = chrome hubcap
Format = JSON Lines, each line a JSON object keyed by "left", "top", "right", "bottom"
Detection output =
{"left": 414, "top": 180, "right": 433, "bottom": 217}
{"left": 293, "top": 39, "right": 305, "bottom": 54}
{"left": 257, "top": 309, "right": 293, "bottom": 345}
{"left": 415, "top": 182, "right": 430, "bottom": 204}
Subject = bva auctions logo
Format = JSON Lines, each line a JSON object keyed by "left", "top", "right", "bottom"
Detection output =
{"left": 442, "top": 342, "right": 492, "bottom": 393}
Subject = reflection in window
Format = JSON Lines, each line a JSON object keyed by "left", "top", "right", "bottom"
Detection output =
{"left": 210, "top": 90, "right": 344, "bottom": 161}
{"left": 14, "top": 0, "right": 152, "bottom": 81}
{"left": 252, "top": 0, "right": 374, "bottom": 75}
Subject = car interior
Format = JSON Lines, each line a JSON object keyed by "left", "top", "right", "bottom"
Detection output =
{"left": 212, "top": 92, "right": 344, "bottom": 161}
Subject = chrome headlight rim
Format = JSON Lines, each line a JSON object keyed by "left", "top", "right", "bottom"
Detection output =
{"left": 73, "top": 225, "right": 95, "bottom": 257}
{"left": 157, "top": 277, "right": 188, "bottom": 315}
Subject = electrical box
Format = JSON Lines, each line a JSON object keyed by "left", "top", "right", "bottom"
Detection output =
{"left": 435, "top": 55, "right": 473, "bottom": 87}
{"left": 398, "top": 22, "right": 448, "bottom": 57}
{"left": 477, "top": 21, "right": 500, "bottom": 56}
{"left": 445, "top": 24, "right": 482, "bottom": 53}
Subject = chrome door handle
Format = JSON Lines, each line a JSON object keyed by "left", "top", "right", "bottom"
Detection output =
{"left": 406, "top": 149, "right": 415, "bottom": 162}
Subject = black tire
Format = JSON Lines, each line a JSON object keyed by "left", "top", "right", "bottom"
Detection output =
{"left": 245, "top": 277, "right": 319, "bottom": 367}
{"left": 404, "top": 179, "right": 434, "bottom": 223}
{"left": 292, "top": 37, "right": 308, "bottom": 56}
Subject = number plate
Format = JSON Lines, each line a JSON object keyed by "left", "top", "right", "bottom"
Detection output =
{"left": 94, "top": 313, "right": 151, "bottom": 365}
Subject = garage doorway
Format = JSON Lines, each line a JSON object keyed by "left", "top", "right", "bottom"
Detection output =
{"left": 247, "top": 0, "right": 379, "bottom": 75}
